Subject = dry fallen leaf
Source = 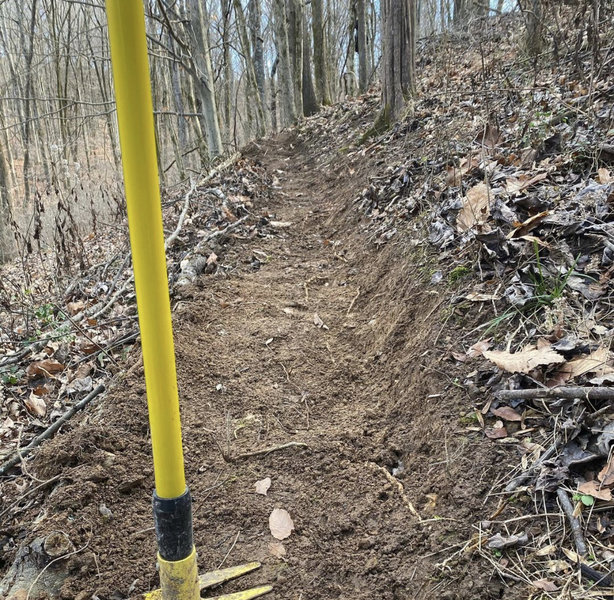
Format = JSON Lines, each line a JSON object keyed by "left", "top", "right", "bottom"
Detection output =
{"left": 491, "top": 406, "right": 522, "bottom": 422}
{"left": 552, "top": 347, "right": 614, "bottom": 384}
{"left": 25, "top": 392, "right": 46, "bottom": 417}
{"left": 268, "top": 542, "right": 286, "bottom": 558}
{"left": 313, "top": 313, "right": 329, "bottom": 330}
{"left": 465, "top": 292, "right": 500, "bottom": 302}
{"left": 505, "top": 172, "right": 548, "bottom": 194}
{"left": 561, "top": 547, "right": 581, "bottom": 563}
{"left": 532, "top": 578, "right": 558, "bottom": 592}
{"left": 578, "top": 480, "right": 612, "bottom": 502}
{"left": 67, "top": 300, "right": 85, "bottom": 315}
{"left": 255, "top": 477, "right": 272, "bottom": 496}
{"left": 507, "top": 211, "right": 549, "bottom": 239}
{"left": 269, "top": 508, "right": 294, "bottom": 540}
{"left": 597, "top": 168, "right": 613, "bottom": 184}
{"left": 65, "top": 376, "right": 93, "bottom": 395}
{"left": 446, "top": 155, "right": 478, "bottom": 187}
{"left": 485, "top": 424, "right": 508, "bottom": 439}
{"left": 457, "top": 182, "right": 491, "bottom": 232}
{"left": 598, "top": 457, "right": 614, "bottom": 487}
{"left": 483, "top": 347, "right": 565, "bottom": 374}
{"left": 535, "top": 544, "right": 557, "bottom": 557}
{"left": 26, "top": 359, "right": 65, "bottom": 379}
{"left": 466, "top": 339, "right": 492, "bottom": 358}
{"left": 487, "top": 531, "right": 528, "bottom": 549}
{"left": 270, "top": 221, "right": 293, "bottom": 229}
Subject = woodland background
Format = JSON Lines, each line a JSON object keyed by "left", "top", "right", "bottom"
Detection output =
{"left": 0, "top": 0, "right": 522, "bottom": 265}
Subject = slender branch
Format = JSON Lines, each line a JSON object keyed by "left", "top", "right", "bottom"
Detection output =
{"left": 497, "top": 387, "right": 614, "bottom": 402}
{"left": 0, "top": 385, "right": 105, "bottom": 476}
{"left": 556, "top": 488, "right": 588, "bottom": 557}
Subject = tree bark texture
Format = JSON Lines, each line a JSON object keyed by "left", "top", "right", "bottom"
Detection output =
{"left": 272, "top": 0, "right": 297, "bottom": 125}
{"left": 311, "top": 0, "right": 331, "bottom": 105}
{"left": 381, "top": 0, "right": 416, "bottom": 120}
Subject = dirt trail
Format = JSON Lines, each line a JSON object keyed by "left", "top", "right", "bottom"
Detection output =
{"left": 2, "top": 129, "right": 508, "bottom": 600}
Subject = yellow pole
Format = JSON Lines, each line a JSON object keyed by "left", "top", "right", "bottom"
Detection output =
{"left": 105, "top": 4, "right": 272, "bottom": 599}
{"left": 105, "top": 0, "right": 185, "bottom": 499}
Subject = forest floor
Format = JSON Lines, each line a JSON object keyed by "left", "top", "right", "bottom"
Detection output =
{"left": 0, "top": 116, "right": 515, "bottom": 600}
{"left": 2, "top": 10, "right": 614, "bottom": 600}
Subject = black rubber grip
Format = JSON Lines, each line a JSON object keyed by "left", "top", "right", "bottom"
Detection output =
{"left": 153, "top": 487, "right": 194, "bottom": 561}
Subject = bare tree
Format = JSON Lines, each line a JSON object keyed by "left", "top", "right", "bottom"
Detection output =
{"left": 356, "top": 0, "right": 370, "bottom": 92}
{"left": 248, "top": 0, "right": 268, "bottom": 125}
{"left": 272, "top": 0, "right": 298, "bottom": 125}
{"left": 381, "top": 0, "right": 417, "bottom": 120}
{"left": 302, "top": 4, "right": 319, "bottom": 116}
{"left": 311, "top": 0, "right": 332, "bottom": 105}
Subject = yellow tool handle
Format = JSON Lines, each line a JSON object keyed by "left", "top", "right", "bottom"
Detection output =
{"left": 106, "top": 0, "right": 186, "bottom": 499}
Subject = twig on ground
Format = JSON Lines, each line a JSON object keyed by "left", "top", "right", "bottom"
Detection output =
{"left": 71, "top": 330, "right": 139, "bottom": 366}
{"left": 55, "top": 305, "right": 120, "bottom": 368}
{"left": 580, "top": 563, "right": 614, "bottom": 588}
{"left": 217, "top": 530, "right": 241, "bottom": 570}
{"left": 369, "top": 462, "right": 421, "bottom": 520}
{"left": 497, "top": 387, "right": 614, "bottom": 402}
{"left": 556, "top": 487, "right": 588, "bottom": 556}
{"left": 87, "top": 275, "right": 134, "bottom": 322}
{"left": 0, "top": 475, "right": 62, "bottom": 521}
{"left": 346, "top": 287, "right": 360, "bottom": 315}
{"left": 26, "top": 539, "right": 90, "bottom": 600}
{"left": 222, "top": 441, "right": 309, "bottom": 462}
{"left": 204, "top": 215, "right": 249, "bottom": 244}
{"left": 0, "top": 385, "right": 105, "bottom": 476}
{"left": 165, "top": 178, "right": 197, "bottom": 250}
{"left": 105, "top": 251, "right": 131, "bottom": 299}
{"left": 505, "top": 442, "right": 560, "bottom": 492}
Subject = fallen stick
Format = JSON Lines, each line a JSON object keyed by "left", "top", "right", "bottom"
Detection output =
{"left": 505, "top": 443, "right": 559, "bottom": 493}
{"left": 556, "top": 488, "right": 588, "bottom": 556}
{"left": 579, "top": 563, "right": 613, "bottom": 587}
{"left": 0, "top": 474, "right": 62, "bottom": 521}
{"left": 0, "top": 384, "right": 105, "bottom": 476}
{"left": 224, "top": 441, "right": 309, "bottom": 462}
{"left": 87, "top": 275, "right": 134, "bottom": 322}
{"left": 165, "top": 179, "right": 197, "bottom": 250}
{"left": 497, "top": 387, "right": 614, "bottom": 402}
{"left": 369, "top": 462, "right": 421, "bottom": 520}
{"left": 346, "top": 287, "right": 360, "bottom": 316}
{"left": 204, "top": 214, "right": 249, "bottom": 243}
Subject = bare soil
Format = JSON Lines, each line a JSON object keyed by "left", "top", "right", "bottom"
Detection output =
{"left": 1, "top": 126, "right": 518, "bottom": 600}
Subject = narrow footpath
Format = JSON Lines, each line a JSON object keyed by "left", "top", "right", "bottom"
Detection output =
{"left": 3, "top": 129, "right": 506, "bottom": 600}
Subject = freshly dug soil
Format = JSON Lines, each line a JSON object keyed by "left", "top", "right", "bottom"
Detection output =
{"left": 0, "top": 127, "right": 517, "bottom": 599}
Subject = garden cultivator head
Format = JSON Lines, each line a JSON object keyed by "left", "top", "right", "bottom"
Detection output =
{"left": 105, "top": 2, "right": 273, "bottom": 599}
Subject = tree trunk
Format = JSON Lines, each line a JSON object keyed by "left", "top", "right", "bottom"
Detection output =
{"left": 527, "top": 0, "right": 543, "bottom": 56}
{"left": 185, "top": 0, "right": 224, "bottom": 157}
{"left": 453, "top": 0, "right": 468, "bottom": 25}
{"left": 356, "top": 0, "right": 369, "bottom": 93}
{"left": 233, "top": 0, "right": 266, "bottom": 137}
{"left": 21, "top": 0, "right": 38, "bottom": 207}
{"left": 0, "top": 140, "right": 13, "bottom": 263}
{"left": 344, "top": 0, "right": 357, "bottom": 96}
{"left": 221, "top": 0, "right": 234, "bottom": 138}
{"left": 311, "top": 0, "right": 331, "bottom": 105}
{"left": 301, "top": 7, "right": 319, "bottom": 116}
{"left": 248, "top": 0, "right": 268, "bottom": 127}
{"left": 270, "top": 57, "right": 279, "bottom": 132}
{"left": 287, "top": 0, "right": 304, "bottom": 117}
{"left": 381, "top": 0, "right": 416, "bottom": 121}
{"left": 272, "top": 0, "right": 297, "bottom": 125}
{"left": 474, "top": 0, "right": 490, "bottom": 17}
